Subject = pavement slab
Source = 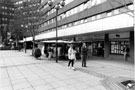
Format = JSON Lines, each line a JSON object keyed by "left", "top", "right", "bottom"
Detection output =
{"left": 0, "top": 50, "right": 134, "bottom": 90}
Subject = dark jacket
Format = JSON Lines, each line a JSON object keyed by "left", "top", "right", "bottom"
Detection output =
{"left": 123, "top": 47, "right": 129, "bottom": 52}
{"left": 81, "top": 47, "right": 88, "bottom": 55}
{"left": 34, "top": 48, "right": 41, "bottom": 58}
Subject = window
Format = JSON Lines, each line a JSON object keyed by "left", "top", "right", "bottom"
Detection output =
{"left": 101, "top": 0, "right": 107, "bottom": 3}
{"left": 80, "top": 19, "right": 84, "bottom": 23}
{"left": 5, "top": 7, "right": 7, "bottom": 9}
{"left": 119, "top": 7, "right": 128, "bottom": 12}
{"left": 65, "top": 0, "right": 74, "bottom": 5}
{"left": 2, "top": 6, "right": 4, "bottom": 9}
{"left": 73, "top": 7, "right": 77, "bottom": 14}
{"left": 110, "top": 41, "right": 129, "bottom": 54}
{"left": 91, "top": 16, "right": 96, "bottom": 20}
{"left": 84, "top": 2, "right": 88, "bottom": 10}
{"left": 96, "top": 14, "right": 101, "bottom": 19}
{"left": 128, "top": 5, "right": 133, "bottom": 10}
{"left": 91, "top": 0, "right": 97, "bottom": 6}
{"left": 84, "top": 18, "right": 88, "bottom": 22}
{"left": 87, "top": 17, "right": 92, "bottom": 21}
{"left": 66, "top": 11, "right": 70, "bottom": 17}
{"left": 101, "top": 13, "right": 107, "bottom": 18}
{"left": 107, "top": 11, "right": 112, "bottom": 16}
{"left": 96, "top": 0, "right": 101, "bottom": 5}
{"left": 87, "top": 0, "right": 92, "bottom": 8}
{"left": 114, "top": 9, "right": 119, "bottom": 15}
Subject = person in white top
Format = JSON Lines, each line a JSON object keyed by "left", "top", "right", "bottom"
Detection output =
{"left": 68, "top": 44, "right": 76, "bottom": 69}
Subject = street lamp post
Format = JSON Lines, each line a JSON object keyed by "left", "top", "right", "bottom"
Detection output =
{"left": 24, "top": 25, "right": 28, "bottom": 53}
{"left": 48, "top": 0, "right": 65, "bottom": 63}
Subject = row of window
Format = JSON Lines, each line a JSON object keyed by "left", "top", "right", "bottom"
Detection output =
{"left": 39, "top": 4, "right": 133, "bottom": 34}
{"left": 1, "top": 12, "right": 14, "bottom": 16}
{"left": 14, "top": 0, "right": 23, "bottom": 5}
{"left": 28, "top": 3, "right": 40, "bottom": 8}
{"left": 44, "top": 0, "right": 106, "bottom": 18}
{"left": 1, "top": 6, "right": 14, "bottom": 10}
{"left": 46, "top": 0, "right": 74, "bottom": 15}
{"left": 40, "top": 0, "right": 107, "bottom": 28}
{"left": 2, "top": 18, "right": 8, "bottom": 21}
{"left": 0, "top": 24, "right": 8, "bottom": 26}
{"left": 40, "top": 0, "right": 65, "bottom": 12}
{"left": 16, "top": 4, "right": 39, "bottom": 11}
{"left": 1, "top": 18, "right": 14, "bottom": 22}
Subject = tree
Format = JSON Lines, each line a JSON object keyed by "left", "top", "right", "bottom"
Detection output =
{"left": 22, "top": 0, "right": 41, "bottom": 54}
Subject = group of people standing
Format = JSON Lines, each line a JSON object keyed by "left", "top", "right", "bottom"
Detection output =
{"left": 67, "top": 43, "right": 88, "bottom": 70}
{"left": 33, "top": 42, "right": 130, "bottom": 69}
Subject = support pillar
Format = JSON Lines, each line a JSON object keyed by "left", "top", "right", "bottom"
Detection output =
{"left": 104, "top": 34, "right": 110, "bottom": 58}
{"left": 129, "top": 31, "right": 134, "bottom": 61}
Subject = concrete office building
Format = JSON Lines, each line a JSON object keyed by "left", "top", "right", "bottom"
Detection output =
{"left": 27, "top": 0, "right": 134, "bottom": 62}
{"left": 0, "top": 0, "right": 15, "bottom": 44}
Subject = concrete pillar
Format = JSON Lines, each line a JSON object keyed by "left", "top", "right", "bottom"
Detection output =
{"left": 129, "top": 31, "right": 134, "bottom": 61}
{"left": 104, "top": 34, "right": 110, "bottom": 58}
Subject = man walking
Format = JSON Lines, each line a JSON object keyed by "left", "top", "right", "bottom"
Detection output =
{"left": 81, "top": 43, "right": 88, "bottom": 67}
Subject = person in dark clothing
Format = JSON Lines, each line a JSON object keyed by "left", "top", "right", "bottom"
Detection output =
{"left": 81, "top": 43, "right": 88, "bottom": 67}
{"left": 34, "top": 47, "right": 42, "bottom": 59}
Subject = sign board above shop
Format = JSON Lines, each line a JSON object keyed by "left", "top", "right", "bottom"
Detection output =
{"left": 109, "top": 32, "right": 130, "bottom": 39}
{"left": 76, "top": 34, "right": 104, "bottom": 41}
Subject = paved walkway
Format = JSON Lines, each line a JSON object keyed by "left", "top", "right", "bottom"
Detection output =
{"left": 0, "top": 50, "right": 134, "bottom": 90}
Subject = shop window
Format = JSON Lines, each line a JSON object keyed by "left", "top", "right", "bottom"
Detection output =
{"left": 110, "top": 41, "right": 129, "bottom": 54}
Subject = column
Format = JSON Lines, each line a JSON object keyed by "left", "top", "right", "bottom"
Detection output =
{"left": 129, "top": 31, "right": 134, "bottom": 61}
{"left": 104, "top": 34, "right": 110, "bottom": 58}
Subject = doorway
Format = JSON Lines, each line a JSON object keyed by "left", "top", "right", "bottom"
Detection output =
{"left": 92, "top": 41, "right": 104, "bottom": 57}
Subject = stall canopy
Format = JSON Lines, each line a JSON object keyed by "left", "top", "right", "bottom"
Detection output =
{"left": 41, "top": 40, "right": 81, "bottom": 43}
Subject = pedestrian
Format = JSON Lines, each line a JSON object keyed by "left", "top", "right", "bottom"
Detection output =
{"left": 81, "top": 43, "right": 88, "bottom": 67}
{"left": 67, "top": 44, "right": 76, "bottom": 70}
{"left": 123, "top": 45, "right": 129, "bottom": 61}
{"left": 48, "top": 46, "right": 53, "bottom": 60}
{"left": 34, "top": 46, "right": 42, "bottom": 59}
{"left": 41, "top": 45, "right": 45, "bottom": 57}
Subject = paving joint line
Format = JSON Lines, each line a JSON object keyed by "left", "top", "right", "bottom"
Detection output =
{"left": 58, "top": 62, "right": 110, "bottom": 79}
{"left": 16, "top": 66, "right": 36, "bottom": 90}
{"left": 4, "top": 60, "right": 15, "bottom": 90}
{"left": 0, "top": 62, "right": 47, "bottom": 68}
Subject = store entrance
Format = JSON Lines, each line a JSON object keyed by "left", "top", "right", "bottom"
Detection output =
{"left": 92, "top": 41, "right": 104, "bottom": 57}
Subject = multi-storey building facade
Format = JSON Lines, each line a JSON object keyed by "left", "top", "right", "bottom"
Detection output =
{"left": 13, "top": 0, "right": 41, "bottom": 37}
{"left": 19, "top": 0, "right": 135, "bottom": 61}
{"left": 0, "top": 0, "right": 15, "bottom": 45}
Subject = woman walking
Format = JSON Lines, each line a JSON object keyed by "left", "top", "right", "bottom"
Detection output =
{"left": 67, "top": 44, "right": 76, "bottom": 70}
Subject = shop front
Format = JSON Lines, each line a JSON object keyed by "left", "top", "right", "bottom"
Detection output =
{"left": 92, "top": 41, "right": 104, "bottom": 57}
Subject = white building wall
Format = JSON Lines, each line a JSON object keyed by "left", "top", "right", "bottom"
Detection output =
{"left": 26, "top": 12, "right": 133, "bottom": 41}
